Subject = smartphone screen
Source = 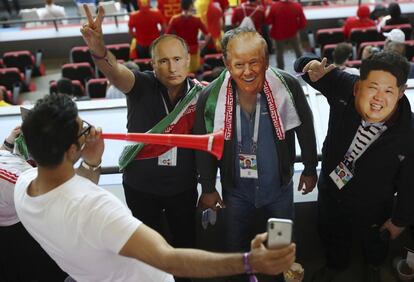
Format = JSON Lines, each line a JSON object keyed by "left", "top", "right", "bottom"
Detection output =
{"left": 267, "top": 218, "right": 293, "bottom": 249}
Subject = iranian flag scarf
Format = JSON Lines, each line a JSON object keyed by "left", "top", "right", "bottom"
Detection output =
{"left": 204, "top": 67, "right": 301, "bottom": 140}
{"left": 118, "top": 80, "right": 204, "bottom": 170}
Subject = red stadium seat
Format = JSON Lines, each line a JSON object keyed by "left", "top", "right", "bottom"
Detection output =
{"left": 316, "top": 28, "right": 345, "bottom": 49}
{"left": 70, "top": 46, "right": 94, "bottom": 67}
{"left": 203, "top": 53, "right": 224, "bottom": 70}
{"left": 107, "top": 43, "right": 130, "bottom": 61}
{"left": 70, "top": 80, "right": 86, "bottom": 97}
{"left": 3, "top": 50, "right": 35, "bottom": 73}
{"left": 86, "top": 78, "right": 108, "bottom": 98}
{"left": 61, "top": 62, "right": 94, "bottom": 86}
{"left": 349, "top": 27, "right": 382, "bottom": 48}
{"left": 358, "top": 41, "right": 385, "bottom": 59}
{"left": 49, "top": 79, "right": 86, "bottom": 97}
{"left": 321, "top": 43, "right": 351, "bottom": 63}
{"left": 2, "top": 50, "right": 45, "bottom": 77}
{"left": 200, "top": 70, "right": 213, "bottom": 82}
{"left": 0, "top": 67, "right": 25, "bottom": 93}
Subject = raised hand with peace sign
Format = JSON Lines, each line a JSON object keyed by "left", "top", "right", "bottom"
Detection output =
{"left": 302, "top": 57, "right": 336, "bottom": 82}
{"left": 79, "top": 4, "right": 135, "bottom": 93}
{"left": 80, "top": 5, "right": 106, "bottom": 58}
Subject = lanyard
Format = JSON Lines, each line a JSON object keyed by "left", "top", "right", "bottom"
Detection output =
{"left": 343, "top": 121, "right": 387, "bottom": 169}
{"left": 236, "top": 93, "right": 261, "bottom": 153}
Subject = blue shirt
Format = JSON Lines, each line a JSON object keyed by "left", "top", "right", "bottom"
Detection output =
{"left": 232, "top": 93, "right": 282, "bottom": 208}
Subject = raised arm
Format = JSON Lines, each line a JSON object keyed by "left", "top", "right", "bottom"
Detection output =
{"left": 120, "top": 224, "right": 296, "bottom": 278}
{"left": 76, "top": 126, "right": 104, "bottom": 184}
{"left": 80, "top": 5, "right": 135, "bottom": 93}
{"left": 294, "top": 55, "right": 358, "bottom": 103}
{"left": 301, "top": 57, "right": 336, "bottom": 83}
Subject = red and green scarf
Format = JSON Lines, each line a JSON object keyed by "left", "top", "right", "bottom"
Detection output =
{"left": 118, "top": 80, "right": 204, "bottom": 170}
{"left": 204, "top": 67, "right": 301, "bottom": 141}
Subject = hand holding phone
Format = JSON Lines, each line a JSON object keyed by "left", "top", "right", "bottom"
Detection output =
{"left": 267, "top": 218, "right": 293, "bottom": 249}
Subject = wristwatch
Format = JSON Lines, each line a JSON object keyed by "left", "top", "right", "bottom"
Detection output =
{"left": 81, "top": 160, "right": 101, "bottom": 171}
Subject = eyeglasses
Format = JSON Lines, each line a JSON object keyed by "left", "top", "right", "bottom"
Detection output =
{"left": 77, "top": 120, "right": 92, "bottom": 139}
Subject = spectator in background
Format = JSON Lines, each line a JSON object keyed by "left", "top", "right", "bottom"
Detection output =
{"left": 213, "top": 0, "right": 228, "bottom": 13}
{"left": 158, "top": 0, "right": 181, "bottom": 23}
{"left": 38, "top": 0, "right": 66, "bottom": 20}
{"left": 0, "top": 87, "right": 11, "bottom": 106}
{"left": 55, "top": 77, "right": 74, "bottom": 98}
{"left": 231, "top": 0, "right": 265, "bottom": 33}
{"left": 265, "top": 0, "right": 307, "bottom": 70}
{"left": 195, "top": 0, "right": 224, "bottom": 55}
{"left": 0, "top": 126, "right": 67, "bottom": 282}
{"left": 128, "top": 0, "right": 166, "bottom": 59}
{"left": 121, "top": 0, "right": 138, "bottom": 12}
{"left": 370, "top": 4, "right": 387, "bottom": 22}
{"left": 384, "top": 28, "right": 406, "bottom": 53}
{"left": 1, "top": 0, "right": 20, "bottom": 15}
{"left": 53, "top": 78, "right": 89, "bottom": 101}
{"left": 167, "top": 0, "right": 210, "bottom": 73}
{"left": 106, "top": 62, "right": 140, "bottom": 99}
{"left": 343, "top": 5, "right": 375, "bottom": 40}
{"left": 75, "top": 0, "right": 98, "bottom": 5}
{"left": 383, "top": 29, "right": 414, "bottom": 79}
{"left": 385, "top": 2, "right": 409, "bottom": 26}
{"left": 361, "top": 45, "right": 381, "bottom": 60}
{"left": 332, "top": 43, "right": 359, "bottom": 76}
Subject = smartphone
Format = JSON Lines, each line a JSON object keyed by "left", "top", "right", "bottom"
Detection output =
{"left": 267, "top": 218, "right": 293, "bottom": 249}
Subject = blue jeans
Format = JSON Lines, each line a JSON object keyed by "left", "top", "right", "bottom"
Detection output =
{"left": 223, "top": 180, "right": 294, "bottom": 253}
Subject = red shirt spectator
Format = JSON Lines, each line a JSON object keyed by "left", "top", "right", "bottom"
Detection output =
{"left": 213, "top": 0, "right": 229, "bottom": 12}
{"left": 128, "top": 7, "right": 166, "bottom": 47}
{"left": 265, "top": 0, "right": 306, "bottom": 41}
{"left": 157, "top": 0, "right": 181, "bottom": 23}
{"left": 240, "top": 0, "right": 271, "bottom": 8}
{"left": 343, "top": 5, "right": 375, "bottom": 39}
{"left": 166, "top": 15, "right": 209, "bottom": 54}
{"left": 231, "top": 1, "right": 265, "bottom": 33}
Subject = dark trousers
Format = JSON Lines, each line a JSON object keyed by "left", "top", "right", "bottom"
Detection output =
{"left": 0, "top": 222, "right": 67, "bottom": 282}
{"left": 121, "top": 0, "right": 138, "bottom": 12}
{"left": 274, "top": 33, "right": 303, "bottom": 70}
{"left": 317, "top": 175, "right": 389, "bottom": 270}
{"left": 123, "top": 185, "right": 197, "bottom": 282}
{"left": 136, "top": 44, "right": 151, "bottom": 59}
{"left": 1, "top": 0, "right": 20, "bottom": 14}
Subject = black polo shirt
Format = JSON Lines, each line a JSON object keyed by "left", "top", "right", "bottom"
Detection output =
{"left": 123, "top": 70, "right": 197, "bottom": 196}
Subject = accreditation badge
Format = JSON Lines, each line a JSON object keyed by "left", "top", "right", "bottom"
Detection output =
{"left": 239, "top": 153, "right": 258, "bottom": 179}
{"left": 329, "top": 161, "right": 353, "bottom": 190}
{"left": 158, "top": 147, "right": 177, "bottom": 167}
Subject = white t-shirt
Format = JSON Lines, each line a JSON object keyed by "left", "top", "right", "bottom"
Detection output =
{"left": 14, "top": 168, "right": 174, "bottom": 282}
{"left": 0, "top": 150, "right": 32, "bottom": 226}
